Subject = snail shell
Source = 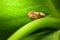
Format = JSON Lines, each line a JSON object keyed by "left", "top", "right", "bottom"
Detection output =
{"left": 28, "top": 11, "right": 45, "bottom": 20}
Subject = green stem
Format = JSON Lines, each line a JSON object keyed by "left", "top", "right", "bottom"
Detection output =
{"left": 45, "top": 0, "right": 60, "bottom": 18}
{"left": 7, "top": 17, "right": 60, "bottom": 40}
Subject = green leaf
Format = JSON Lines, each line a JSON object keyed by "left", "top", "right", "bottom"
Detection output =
{"left": 22, "top": 30, "right": 60, "bottom": 40}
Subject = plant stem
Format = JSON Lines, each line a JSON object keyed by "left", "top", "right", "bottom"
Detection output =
{"left": 7, "top": 17, "right": 60, "bottom": 40}
{"left": 45, "top": 0, "right": 60, "bottom": 18}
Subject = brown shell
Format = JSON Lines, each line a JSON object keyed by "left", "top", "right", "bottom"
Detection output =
{"left": 28, "top": 11, "right": 45, "bottom": 20}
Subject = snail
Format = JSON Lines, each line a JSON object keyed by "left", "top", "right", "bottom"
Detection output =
{"left": 28, "top": 11, "right": 45, "bottom": 20}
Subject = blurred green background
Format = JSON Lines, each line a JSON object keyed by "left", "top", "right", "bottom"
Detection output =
{"left": 0, "top": 0, "right": 60, "bottom": 40}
